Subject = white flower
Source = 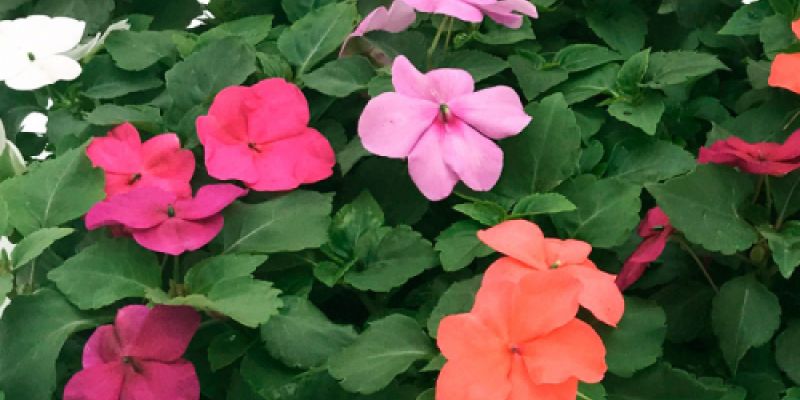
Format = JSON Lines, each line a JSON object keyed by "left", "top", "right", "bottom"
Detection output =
{"left": 742, "top": 0, "right": 760, "bottom": 3}
{"left": 0, "top": 15, "right": 86, "bottom": 91}
{"left": 0, "top": 119, "right": 26, "bottom": 177}
{"left": 64, "top": 18, "right": 130, "bottom": 61}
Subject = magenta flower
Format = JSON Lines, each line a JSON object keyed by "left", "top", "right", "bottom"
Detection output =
{"left": 616, "top": 207, "right": 674, "bottom": 291}
{"left": 340, "top": 0, "right": 416, "bottom": 58}
{"left": 698, "top": 130, "right": 800, "bottom": 176}
{"left": 358, "top": 56, "right": 531, "bottom": 200}
{"left": 86, "top": 122, "right": 195, "bottom": 198}
{"left": 86, "top": 184, "right": 247, "bottom": 255}
{"left": 64, "top": 305, "right": 201, "bottom": 400}
{"left": 402, "top": 0, "right": 537, "bottom": 27}
{"left": 196, "top": 79, "right": 336, "bottom": 192}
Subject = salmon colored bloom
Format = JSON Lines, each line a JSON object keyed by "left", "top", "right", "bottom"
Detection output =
{"left": 437, "top": 271, "right": 607, "bottom": 400}
{"left": 86, "top": 184, "right": 246, "bottom": 255}
{"left": 196, "top": 78, "right": 336, "bottom": 191}
{"left": 477, "top": 219, "right": 624, "bottom": 326}
{"left": 769, "top": 20, "right": 800, "bottom": 94}
{"left": 86, "top": 123, "right": 195, "bottom": 198}
{"left": 358, "top": 56, "right": 530, "bottom": 200}
{"left": 697, "top": 130, "right": 800, "bottom": 176}
{"left": 64, "top": 305, "right": 201, "bottom": 400}
{"left": 616, "top": 207, "right": 674, "bottom": 291}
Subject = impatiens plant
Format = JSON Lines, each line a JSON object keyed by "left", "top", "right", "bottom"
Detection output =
{"left": 2, "top": 0, "right": 800, "bottom": 399}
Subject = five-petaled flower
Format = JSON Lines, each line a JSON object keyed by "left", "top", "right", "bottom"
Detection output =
{"left": 358, "top": 56, "right": 531, "bottom": 200}
{"left": 698, "top": 130, "right": 800, "bottom": 176}
{"left": 437, "top": 271, "right": 607, "bottom": 400}
{"left": 616, "top": 207, "right": 675, "bottom": 291}
{"left": 64, "top": 305, "right": 201, "bottom": 400}
{"left": 197, "top": 78, "right": 336, "bottom": 192}
{"left": 86, "top": 184, "right": 247, "bottom": 255}
{"left": 87, "top": 123, "right": 196, "bottom": 198}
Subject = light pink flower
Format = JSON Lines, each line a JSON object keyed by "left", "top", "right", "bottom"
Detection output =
{"left": 478, "top": 0, "right": 538, "bottom": 28}
{"left": 402, "top": 0, "right": 537, "bottom": 27}
{"left": 64, "top": 305, "right": 201, "bottom": 400}
{"left": 86, "top": 184, "right": 246, "bottom": 255}
{"left": 616, "top": 207, "right": 674, "bottom": 291}
{"left": 340, "top": 0, "right": 416, "bottom": 57}
{"left": 86, "top": 123, "right": 195, "bottom": 198}
{"left": 358, "top": 56, "right": 530, "bottom": 200}
{"left": 196, "top": 79, "right": 336, "bottom": 191}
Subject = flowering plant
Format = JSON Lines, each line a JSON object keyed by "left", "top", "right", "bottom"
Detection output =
{"left": 1, "top": 0, "right": 800, "bottom": 400}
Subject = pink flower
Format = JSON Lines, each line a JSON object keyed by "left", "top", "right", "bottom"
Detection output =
{"left": 86, "top": 123, "right": 195, "bottom": 198}
{"left": 616, "top": 207, "right": 674, "bottom": 291}
{"left": 64, "top": 305, "right": 201, "bottom": 400}
{"left": 403, "top": 0, "right": 537, "bottom": 27}
{"left": 358, "top": 56, "right": 531, "bottom": 200}
{"left": 86, "top": 184, "right": 247, "bottom": 255}
{"left": 698, "top": 130, "right": 800, "bottom": 176}
{"left": 477, "top": 0, "right": 538, "bottom": 28}
{"left": 196, "top": 79, "right": 336, "bottom": 191}
{"left": 340, "top": 0, "right": 416, "bottom": 57}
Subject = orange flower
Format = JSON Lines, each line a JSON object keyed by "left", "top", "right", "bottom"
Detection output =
{"left": 477, "top": 219, "right": 624, "bottom": 326}
{"left": 769, "top": 20, "right": 800, "bottom": 94}
{"left": 436, "top": 271, "right": 607, "bottom": 400}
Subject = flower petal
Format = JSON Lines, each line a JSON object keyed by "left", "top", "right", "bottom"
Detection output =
{"left": 121, "top": 360, "right": 199, "bottom": 400}
{"left": 391, "top": 55, "right": 474, "bottom": 102}
{"left": 247, "top": 127, "right": 335, "bottom": 191}
{"left": 403, "top": 0, "right": 488, "bottom": 22}
{"left": 543, "top": 238, "right": 593, "bottom": 266}
{"left": 83, "top": 325, "right": 122, "bottom": 368}
{"left": 86, "top": 123, "right": 143, "bottom": 174}
{"left": 141, "top": 133, "right": 195, "bottom": 197}
{"left": 131, "top": 215, "right": 224, "bottom": 255}
{"left": 510, "top": 271, "right": 581, "bottom": 343}
{"left": 615, "top": 260, "right": 649, "bottom": 292}
{"left": 174, "top": 184, "right": 247, "bottom": 220}
{"left": 5, "top": 55, "right": 81, "bottom": 90}
{"left": 436, "top": 358, "right": 512, "bottom": 400}
{"left": 521, "top": 319, "right": 607, "bottom": 384}
{"left": 565, "top": 265, "right": 625, "bottom": 326}
{"left": 437, "top": 313, "right": 507, "bottom": 361}
{"left": 23, "top": 16, "right": 86, "bottom": 55}
{"left": 441, "top": 119, "right": 503, "bottom": 192}
{"left": 63, "top": 362, "right": 125, "bottom": 400}
{"left": 448, "top": 86, "right": 531, "bottom": 139}
{"left": 121, "top": 305, "right": 200, "bottom": 362}
{"left": 248, "top": 78, "right": 311, "bottom": 143}
{"left": 509, "top": 357, "right": 579, "bottom": 400}
{"left": 196, "top": 123, "right": 260, "bottom": 184}
{"left": 359, "top": 92, "right": 438, "bottom": 158}
{"left": 407, "top": 124, "right": 459, "bottom": 200}
{"left": 477, "top": 219, "right": 548, "bottom": 268}
{"left": 769, "top": 52, "right": 800, "bottom": 95}
{"left": 85, "top": 186, "right": 172, "bottom": 230}
{"left": 199, "top": 86, "right": 251, "bottom": 144}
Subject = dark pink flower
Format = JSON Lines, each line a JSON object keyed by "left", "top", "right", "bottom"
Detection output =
{"left": 616, "top": 207, "right": 674, "bottom": 291}
{"left": 698, "top": 130, "right": 800, "bottom": 176}
{"left": 86, "top": 123, "right": 195, "bottom": 198}
{"left": 64, "top": 305, "right": 201, "bottom": 400}
{"left": 86, "top": 184, "right": 246, "bottom": 255}
{"left": 196, "top": 79, "right": 336, "bottom": 191}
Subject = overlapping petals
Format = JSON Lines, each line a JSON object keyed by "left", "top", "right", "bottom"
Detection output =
{"left": 64, "top": 305, "right": 201, "bottom": 400}
{"left": 616, "top": 207, "right": 674, "bottom": 291}
{"left": 340, "top": 0, "right": 416, "bottom": 58}
{"left": 86, "top": 123, "right": 195, "bottom": 198}
{"left": 85, "top": 184, "right": 247, "bottom": 255}
{"left": 769, "top": 20, "right": 800, "bottom": 94}
{"left": 358, "top": 56, "right": 530, "bottom": 200}
{"left": 401, "top": 0, "right": 537, "bottom": 26}
{"left": 698, "top": 130, "right": 800, "bottom": 176}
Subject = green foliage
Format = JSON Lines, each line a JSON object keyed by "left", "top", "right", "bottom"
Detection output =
{"left": 597, "top": 297, "right": 667, "bottom": 377}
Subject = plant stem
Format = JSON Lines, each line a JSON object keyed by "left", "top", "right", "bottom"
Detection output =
{"left": 677, "top": 237, "right": 719, "bottom": 293}
{"left": 775, "top": 175, "right": 799, "bottom": 230}
{"left": 173, "top": 256, "right": 182, "bottom": 284}
{"left": 752, "top": 175, "right": 764, "bottom": 204}
{"left": 577, "top": 391, "right": 592, "bottom": 400}
{"left": 443, "top": 17, "right": 455, "bottom": 53}
{"left": 765, "top": 175, "right": 773, "bottom": 219}
{"left": 427, "top": 17, "right": 451, "bottom": 69}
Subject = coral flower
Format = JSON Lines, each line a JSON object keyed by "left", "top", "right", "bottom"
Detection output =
{"left": 340, "top": 0, "right": 416, "bottom": 58}
{"left": 697, "top": 130, "right": 800, "bottom": 176}
{"left": 616, "top": 207, "right": 674, "bottom": 291}
{"left": 477, "top": 219, "right": 624, "bottom": 326}
{"left": 437, "top": 271, "right": 607, "bottom": 400}
{"left": 769, "top": 20, "right": 800, "bottom": 94}
{"left": 64, "top": 305, "right": 201, "bottom": 400}
{"left": 86, "top": 123, "right": 195, "bottom": 198}
{"left": 402, "top": 0, "right": 537, "bottom": 27}
{"left": 196, "top": 79, "right": 336, "bottom": 191}
{"left": 86, "top": 184, "right": 246, "bottom": 255}
{"left": 358, "top": 56, "right": 531, "bottom": 200}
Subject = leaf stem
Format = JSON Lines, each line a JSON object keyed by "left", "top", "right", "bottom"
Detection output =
{"left": 765, "top": 175, "right": 773, "bottom": 219}
{"left": 752, "top": 175, "right": 764, "bottom": 204}
{"left": 676, "top": 237, "right": 719, "bottom": 293}
{"left": 427, "top": 17, "right": 451, "bottom": 69}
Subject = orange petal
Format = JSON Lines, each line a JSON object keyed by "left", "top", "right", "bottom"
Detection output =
{"left": 793, "top": 19, "right": 800, "bottom": 39}
{"left": 511, "top": 270, "right": 581, "bottom": 343}
{"left": 509, "top": 357, "right": 579, "bottom": 400}
{"left": 544, "top": 238, "right": 592, "bottom": 266}
{"left": 769, "top": 53, "right": 800, "bottom": 95}
{"left": 471, "top": 278, "right": 516, "bottom": 342}
{"left": 482, "top": 257, "right": 533, "bottom": 286}
{"left": 437, "top": 313, "right": 506, "bottom": 362}
{"left": 521, "top": 319, "right": 607, "bottom": 384}
{"left": 436, "top": 358, "right": 511, "bottom": 400}
{"left": 565, "top": 265, "right": 625, "bottom": 326}
{"left": 477, "top": 220, "right": 548, "bottom": 268}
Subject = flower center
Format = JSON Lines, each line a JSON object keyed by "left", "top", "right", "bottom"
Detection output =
{"left": 27, "top": 52, "right": 35, "bottom": 61}
{"left": 509, "top": 344, "right": 522, "bottom": 355}
{"left": 128, "top": 173, "right": 142, "bottom": 185}
{"left": 439, "top": 104, "right": 451, "bottom": 123}
{"left": 550, "top": 260, "right": 562, "bottom": 269}
{"left": 167, "top": 204, "right": 176, "bottom": 218}
{"left": 121, "top": 356, "right": 143, "bottom": 373}
{"left": 247, "top": 142, "right": 261, "bottom": 153}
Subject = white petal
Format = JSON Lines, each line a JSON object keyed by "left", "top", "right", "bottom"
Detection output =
{"left": 0, "top": 119, "right": 5, "bottom": 155}
{"left": 4, "top": 55, "right": 81, "bottom": 91}
{"left": 64, "top": 19, "right": 130, "bottom": 60}
{"left": 0, "top": 50, "right": 29, "bottom": 81}
{"left": 16, "top": 15, "right": 86, "bottom": 56}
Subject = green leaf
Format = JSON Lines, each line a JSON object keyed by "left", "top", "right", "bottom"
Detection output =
{"left": 452, "top": 201, "right": 507, "bottom": 226}
{"left": 344, "top": 226, "right": 437, "bottom": 292}
{"left": 208, "top": 328, "right": 255, "bottom": 371}
{"left": 759, "top": 222, "right": 800, "bottom": 278}
{"left": 85, "top": 104, "right": 162, "bottom": 130}
{"left": 328, "top": 314, "right": 434, "bottom": 394}
{"left": 761, "top": 14, "right": 796, "bottom": 57}
{"left": 33, "top": 0, "right": 114, "bottom": 33}
{"left": 647, "top": 164, "right": 757, "bottom": 255}
{"left": 435, "top": 221, "right": 492, "bottom": 272}
{"left": 784, "top": 387, "right": 800, "bottom": 400}
{"left": 48, "top": 239, "right": 162, "bottom": 309}
{"left": 223, "top": 191, "right": 332, "bottom": 254}
{"left": 606, "top": 139, "right": 696, "bottom": 185}
{"left": 198, "top": 15, "right": 274, "bottom": 46}
{"left": 552, "top": 176, "right": 642, "bottom": 248}
{"left": 495, "top": 93, "right": 581, "bottom": 197}
{"left": 651, "top": 280, "right": 715, "bottom": 343}
{"left": 282, "top": 0, "right": 336, "bottom": 21}
{"left": 261, "top": 296, "right": 357, "bottom": 369}
{"left": 585, "top": 4, "right": 647, "bottom": 56}
{"left": 605, "top": 362, "right": 747, "bottom": 400}
{"left": 615, "top": 49, "right": 650, "bottom": 95}
{"left": 555, "top": 63, "right": 619, "bottom": 104}
{"left": 712, "top": 275, "right": 781, "bottom": 373}
{"left": 597, "top": 297, "right": 666, "bottom": 377}
{"left": 0, "top": 289, "right": 96, "bottom": 400}
{"left": 426, "top": 275, "right": 481, "bottom": 338}
{"left": 79, "top": 55, "right": 163, "bottom": 99}
{"left": 184, "top": 254, "right": 268, "bottom": 294}
{"left": 10, "top": 227, "right": 72, "bottom": 268}
{"left": 777, "top": 323, "right": 800, "bottom": 385}
{"left": 0, "top": 144, "right": 104, "bottom": 235}
{"left": 509, "top": 55, "right": 569, "bottom": 100}
{"left": 104, "top": 30, "right": 177, "bottom": 71}
{"left": 303, "top": 56, "right": 375, "bottom": 97}
{"left": 608, "top": 93, "right": 665, "bottom": 135}
{"left": 277, "top": 2, "right": 357, "bottom": 75}
{"left": 327, "top": 191, "right": 384, "bottom": 258}
{"left": 474, "top": 18, "right": 535, "bottom": 45}
{"left": 438, "top": 50, "right": 508, "bottom": 82}
{"left": 170, "top": 278, "right": 283, "bottom": 328}
{"left": 554, "top": 44, "right": 623, "bottom": 73}
{"left": 774, "top": 171, "right": 800, "bottom": 226}
{"left": 511, "top": 193, "right": 577, "bottom": 216}
{"left": 644, "top": 51, "right": 728, "bottom": 89}
{"left": 719, "top": 1, "right": 774, "bottom": 36}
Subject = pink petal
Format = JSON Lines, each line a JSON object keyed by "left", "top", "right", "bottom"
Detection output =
{"left": 627, "top": 233, "right": 670, "bottom": 265}
{"left": 477, "top": 220, "right": 548, "bottom": 268}
{"left": 131, "top": 215, "right": 224, "bottom": 255}
{"left": 83, "top": 325, "right": 122, "bottom": 368}
{"left": 774, "top": 129, "right": 800, "bottom": 161}
{"left": 120, "top": 360, "right": 199, "bottom": 400}
{"left": 248, "top": 128, "right": 336, "bottom": 191}
{"left": 174, "top": 184, "right": 247, "bottom": 220}
{"left": 63, "top": 362, "right": 125, "bottom": 400}
{"left": 615, "top": 260, "right": 649, "bottom": 291}
{"left": 114, "top": 305, "right": 150, "bottom": 350}
{"left": 86, "top": 123, "right": 143, "bottom": 174}
{"left": 358, "top": 91, "right": 438, "bottom": 158}
{"left": 391, "top": 55, "right": 475, "bottom": 102}
{"left": 196, "top": 124, "right": 260, "bottom": 184}
{"left": 564, "top": 266, "right": 625, "bottom": 326}
{"left": 340, "top": 1, "right": 417, "bottom": 57}
{"left": 441, "top": 118, "right": 503, "bottom": 192}
{"left": 638, "top": 207, "right": 672, "bottom": 237}
{"left": 403, "top": 0, "right": 490, "bottom": 22}
{"left": 119, "top": 305, "right": 200, "bottom": 362}
{"left": 407, "top": 124, "right": 459, "bottom": 201}
{"left": 521, "top": 319, "right": 606, "bottom": 384}
{"left": 141, "top": 134, "right": 195, "bottom": 198}
{"left": 85, "top": 187, "right": 172, "bottom": 230}
{"left": 199, "top": 86, "right": 251, "bottom": 145}
{"left": 479, "top": 0, "right": 538, "bottom": 29}
{"left": 448, "top": 86, "right": 531, "bottom": 139}
{"left": 247, "top": 79, "right": 311, "bottom": 144}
